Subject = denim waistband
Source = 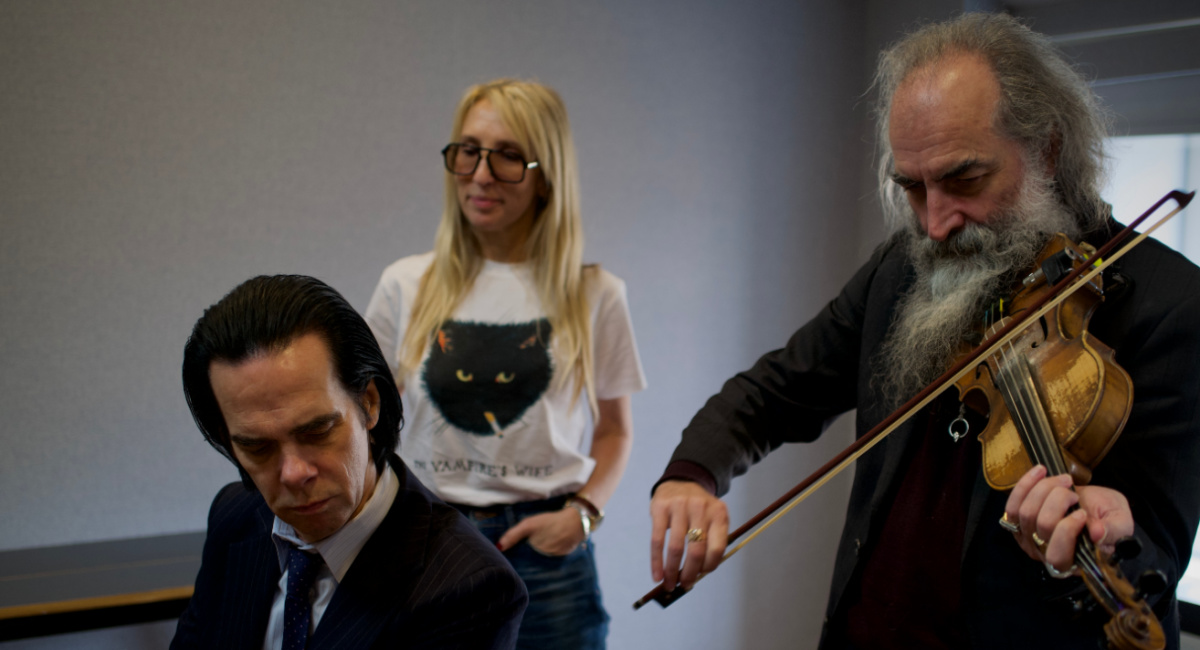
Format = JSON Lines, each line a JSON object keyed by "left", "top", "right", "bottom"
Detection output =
{"left": 449, "top": 495, "right": 571, "bottom": 521}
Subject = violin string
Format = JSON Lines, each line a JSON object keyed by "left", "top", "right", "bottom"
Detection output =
{"left": 992, "top": 298, "right": 1120, "bottom": 612}
{"left": 999, "top": 350, "right": 1119, "bottom": 611}
{"left": 990, "top": 302, "right": 1070, "bottom": 478}
{"left": 990, "top": 311, "right": 1114, "bottom": 605}
{"left": 994, "top": 332, "right": 1045, "bottom": 469}
{"left": 989, "top": 324, "right": 1036, "bottom": 463}
{"left": 1015, "top": 358, "right": 1060, "bottom": 474}
{"left": 995, "top": 309, "right": 1057, "bottom": 474}
{"left": 1017, "top": 320, "right": 1114, "bottom": 600}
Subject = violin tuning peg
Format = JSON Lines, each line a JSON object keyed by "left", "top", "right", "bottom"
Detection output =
{"left": 1110, "top": 536, "right": 1142, "bottom": 565}
{"left": 1135, "top": 570, "right": 1168, "bottom": 601}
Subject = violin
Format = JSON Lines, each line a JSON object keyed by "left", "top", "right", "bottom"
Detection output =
{"left": 962, "top": 233, "right": 1131, "bottom": 492}
{"left": 958, "top": 232, "right": 1162, "bottom": 650}
{"left": 636, "top": 191, "right": 1195, "bottom": 650}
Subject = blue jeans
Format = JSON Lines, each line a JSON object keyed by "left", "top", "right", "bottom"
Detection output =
{"left": 452, "top": 496, "right": 609, "bottom": 650}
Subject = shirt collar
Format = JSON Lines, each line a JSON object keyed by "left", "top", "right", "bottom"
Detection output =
{"left": 271, "top": 462, "right": 399, "bottom": 582}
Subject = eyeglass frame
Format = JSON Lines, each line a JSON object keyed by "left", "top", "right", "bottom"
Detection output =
{"left": 440, "top": 143, "right": 540, "bottom": 184}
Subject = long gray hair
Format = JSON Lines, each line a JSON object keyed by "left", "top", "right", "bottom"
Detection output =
{"left": 873, "top": 13, "right": 1111, "bottom": 233}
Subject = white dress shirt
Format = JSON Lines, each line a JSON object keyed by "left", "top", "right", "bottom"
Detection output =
{"left": 261, "top": 464, "right": 399, "bottom": 650}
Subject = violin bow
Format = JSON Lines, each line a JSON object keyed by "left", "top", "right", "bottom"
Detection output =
{"left": 635, "top": 189, "right": 1195, "bottom": 610}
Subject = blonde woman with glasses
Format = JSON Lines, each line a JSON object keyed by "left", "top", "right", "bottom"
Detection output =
{"left": 366, "top": 79, "right": 645, "bottom": 648}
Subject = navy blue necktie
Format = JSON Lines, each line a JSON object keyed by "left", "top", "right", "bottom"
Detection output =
{"left": 283, "top": 546, "right": 322, "bottom": 650}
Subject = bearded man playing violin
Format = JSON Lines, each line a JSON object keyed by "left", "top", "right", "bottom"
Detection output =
{"left": 650, "top": 13, "right": 1200, "bottom": 649}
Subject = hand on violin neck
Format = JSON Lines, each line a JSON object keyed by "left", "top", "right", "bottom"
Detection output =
{"left": 649, "top": 480, "right": 729, "bottom": 591}
{"left": 1075, "top": 484, "right": 1133, "bottom": 554}
{"left": 1004, "top": 465, "right": 1133, "bottom": 571}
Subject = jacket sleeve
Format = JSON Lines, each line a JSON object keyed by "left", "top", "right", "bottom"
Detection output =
{"left": 667, "top": 240, "right": 898, "bottom": 497}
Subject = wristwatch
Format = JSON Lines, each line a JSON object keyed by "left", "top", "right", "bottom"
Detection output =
{"left": 565, "top": 493, "right": 604, "bottom": 539}
{"left": 566, "top": 500, "right": 593, "bottom": 539}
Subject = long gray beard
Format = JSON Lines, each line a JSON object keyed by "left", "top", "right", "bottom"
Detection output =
{"left": 875, "top": 169, "right": 1080, "bottom": 407}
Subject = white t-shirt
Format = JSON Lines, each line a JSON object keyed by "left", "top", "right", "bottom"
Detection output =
{"left": 365, "top": 252, "right": 646, "bottom": 506}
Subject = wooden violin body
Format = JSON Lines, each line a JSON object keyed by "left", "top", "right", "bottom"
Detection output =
{"left": 955, "top": 233, "right": 1133, "bottom": 490}
{"left": 955, "top": 233, "right": 1161, "bottom": 650}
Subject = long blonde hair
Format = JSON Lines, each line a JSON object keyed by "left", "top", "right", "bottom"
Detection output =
{"left": 401, "top": 79, "right": 596, "bottom": 414}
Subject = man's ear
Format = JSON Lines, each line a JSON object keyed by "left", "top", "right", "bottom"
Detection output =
{"left": 361, "top": 379, "right": 381, "bottom": 430}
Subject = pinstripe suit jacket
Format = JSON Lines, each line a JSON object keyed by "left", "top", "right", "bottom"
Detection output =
{"left": 171, "top": 454, "right": 527, "bottom": 649}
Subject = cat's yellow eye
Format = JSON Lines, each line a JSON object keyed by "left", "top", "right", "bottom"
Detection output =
{"left": 495, "top": 372, "right": 515, "bottom": 384}
{"left": 456, "top": 369, "right": 473, "bottom": 382}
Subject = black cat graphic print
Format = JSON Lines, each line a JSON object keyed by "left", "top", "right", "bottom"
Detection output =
{"left": 422, "top": 319, "right": 554, "bottom": 436}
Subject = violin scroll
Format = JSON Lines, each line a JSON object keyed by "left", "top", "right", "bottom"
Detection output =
{"left": 1090, "top": 537, "right": 1165, "bottom": 650}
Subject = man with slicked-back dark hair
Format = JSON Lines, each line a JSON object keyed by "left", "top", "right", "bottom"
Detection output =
{"left": 174, "top": 275, "right": 526, "bottom": 650}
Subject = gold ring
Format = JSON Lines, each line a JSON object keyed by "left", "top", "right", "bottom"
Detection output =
{"left": 686, "top": 528, "right": 706, "bottom": 543}
{"left": 998, "top": 512, "right": 1020, "bottom": 534}
{"left": 1031, "top": 531, "right": 1047, "bottom": 549}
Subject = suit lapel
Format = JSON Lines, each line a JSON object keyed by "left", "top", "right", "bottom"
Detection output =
{"left": 309, "top": 456, "right": 430, "bottom": 650}
{"left": 217, "top": 501, "right": 279, "bottom": 650}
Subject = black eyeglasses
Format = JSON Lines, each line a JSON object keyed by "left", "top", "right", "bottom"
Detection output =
{"left": 441, "top": 143, "right": 539, "bottom": 183}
